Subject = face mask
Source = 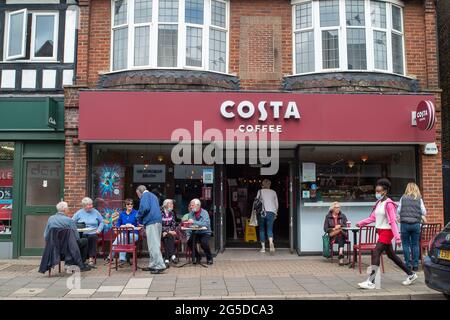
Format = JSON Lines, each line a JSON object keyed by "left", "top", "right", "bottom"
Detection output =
{"left": 375, "top": 193, "right": 383, "bottom": 200}
{"left": 167, "top": 207, "right": 172, "bottom": 212}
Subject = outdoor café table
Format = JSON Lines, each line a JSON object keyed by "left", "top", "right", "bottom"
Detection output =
{"left": 342, "top": 226, "right": 360, "bottom": 269}
{"left": 177, "top": 226, "right": 208, "bottom": 268}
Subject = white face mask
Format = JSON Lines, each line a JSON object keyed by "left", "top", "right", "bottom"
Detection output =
{"left": 375, "top": 193, "right": 383, "bottom": 200}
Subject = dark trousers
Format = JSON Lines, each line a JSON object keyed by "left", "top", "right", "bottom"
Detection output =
{"left": 77, "top": 238, "right": 89, "bottom": 263}
{"left": 82, "top": 233, "right": 98, "bottom": 258}
{"left": 332, "top": 234, "right": 346, "bottom": 249}
{"left": 188, "top": 233, "right": 212, "bottom": 261}
{"left": 162, "top": 234, "right": 176, "bottom": 259}
{"left": 372, "top": 242, "right": 413, "bottom": 276}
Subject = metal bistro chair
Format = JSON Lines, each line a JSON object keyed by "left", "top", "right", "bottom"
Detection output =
{"left": 108, "top": 226, "right": 138, "bottom": 276}
{"left": 352, "top": 226, "right": 385, "bottom": 274}
{"left": 420, "top": 223, "right": 442, "bottom": 265}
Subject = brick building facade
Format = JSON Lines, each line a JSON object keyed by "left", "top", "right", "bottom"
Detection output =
{"left": 437, "top": 0, "right": 450, "bottom": 225}
{"left": 63, "top": 0, "right": 443, "bottom": 253}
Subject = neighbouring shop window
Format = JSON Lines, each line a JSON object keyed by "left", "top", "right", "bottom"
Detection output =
{"left": 299, "top": 146, "right": 416, "bottom": 203}
{"left": 111, "top": 0, "right": 229, "bottom": 73}
{"left": 4, "top": 9, "right": 58, "bottom": 61}
{"left": 0, "top": 142, "right": 14, "bottom": 235}
{"left": 91, "top": 145, "right": 215, "bottom": 232}
{"left": 293, "top": 0, "right": 405, "bottom": 75}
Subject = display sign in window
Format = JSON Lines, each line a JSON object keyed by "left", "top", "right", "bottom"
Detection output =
{"left": 0, "top": 142, "right": 14, "bottom": 235}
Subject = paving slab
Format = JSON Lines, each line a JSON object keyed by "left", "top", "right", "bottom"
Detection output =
{"left": 125, "top": 278, "right": 153, "bottom": 289}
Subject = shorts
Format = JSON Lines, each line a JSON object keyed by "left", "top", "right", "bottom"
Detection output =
{"left": 377, "top": 229, "right": 394, "bottom": 244}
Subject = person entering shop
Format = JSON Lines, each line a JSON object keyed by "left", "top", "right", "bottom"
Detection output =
{"left": 256, "top": 179, "right": 279, "bottom": 254}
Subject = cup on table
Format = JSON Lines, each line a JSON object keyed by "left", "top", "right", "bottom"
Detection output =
{"left": 346, "top": 221, "right": 351, "bottom": 228}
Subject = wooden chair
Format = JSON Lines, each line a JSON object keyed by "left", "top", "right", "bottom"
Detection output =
{"left": 108, "top": 226, "right": 137, "bottom": 276}
{"left": 420, "top": 223, "right": 442, "bottom": 265}
{"left": 352, "top": 226, "right": 385, "bottom": 274}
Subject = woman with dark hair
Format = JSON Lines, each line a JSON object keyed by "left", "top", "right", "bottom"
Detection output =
{"left": 356, "top": 179, "right": 417, "bottom": 289}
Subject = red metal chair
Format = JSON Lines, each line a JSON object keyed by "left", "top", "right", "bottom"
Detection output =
{"left": 352, "top": 226, "right": 385, "bottom": 274}
{"left": 108, "top": 226, "right": 137, "bottom": 276}
{"left": 420, "top": 223, "right": 442, "bottom": 265}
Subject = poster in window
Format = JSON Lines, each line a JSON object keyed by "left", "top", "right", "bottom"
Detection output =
{"left": 94, "top": 164, "right": 125, "bottom": 231}
{"left": 302, "top": 162, "right": 316, "bottom": 182}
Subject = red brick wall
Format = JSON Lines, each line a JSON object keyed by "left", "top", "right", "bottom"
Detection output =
{"left": 64, "top": 0, "right": 444, "bottom": 225}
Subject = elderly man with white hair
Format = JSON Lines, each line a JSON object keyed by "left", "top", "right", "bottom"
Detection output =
{"left": 136, "top": 185, "right": 166, "bottom": 274}
{"left": 43, "top": 201, "right": 90, "bottom": 271}
{"left": 72, "top": 197, "right": 104, "bottom": 266}
{"left": 186, "top": 198, "right": 213, "bottom": 265}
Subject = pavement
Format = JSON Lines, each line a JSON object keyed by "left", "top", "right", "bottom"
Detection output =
{"left": 0, "top": 249, "right": 446, "bottom": 300}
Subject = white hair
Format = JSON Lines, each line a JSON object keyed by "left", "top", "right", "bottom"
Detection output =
{"left": 136, "top": 185, "right": 147, "bottom": 194}
{"left": 56, "top": 201, "right": 68, "bottom": 212}
{"left": 163, "top": 199, "right": 174, "bottom": 208}
{"left": 81, "top": 197, "right": 93, "bottom": 207}
{"left": 329, "top": 201, "right": 341, "bottom": 212}
{"left": 191, "top": 198, "right": 201, "bottom": 207}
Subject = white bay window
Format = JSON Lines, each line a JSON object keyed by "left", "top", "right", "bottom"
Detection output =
{"left": 111, "top": 0, "right": 229, "bottom": 73}
{"left": 292, "top": 0, "right": 405, "bottom": 75}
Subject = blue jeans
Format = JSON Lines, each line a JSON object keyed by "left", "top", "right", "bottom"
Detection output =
{"left": 258, "top": 212, "right": 275, "bottom": 242}
{"left": 400, "top": 223, "right": 421, "bottom": 268}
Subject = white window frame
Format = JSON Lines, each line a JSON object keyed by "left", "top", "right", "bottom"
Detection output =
{"left": 391, "top": 4, "right": 405, "bottom": 75}
{"left": 110, "top": 0, "right": 229, "bottom": 74}
{"left": 30, "top": 11, "right": 59, "bottom": 61}
{"left": 292, "top": 1, "right": 315, "bottom": 74}
{"left": 4, "top": 9, "right": 28, "bottom": 61}
{"left": 291, "top": 0, "right": 405, "bottom": 76}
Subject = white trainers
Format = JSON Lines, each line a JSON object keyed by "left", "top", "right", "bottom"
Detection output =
{"left": 269, "top": 242, "right": 275, "bottom": 254}
{"left": 402, "top": 273, "right": 418, "bottom": 286}
{"left": 358, "top": 280, "right": 376, "bottom": 290}
{"left": 259, "top": 248, "right": 266, "bottom": 253}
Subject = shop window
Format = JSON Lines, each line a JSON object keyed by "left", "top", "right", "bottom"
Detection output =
{"left": 111, "top": 0, "right": 229, "bottom": 73}
{"left": 292, "top": 0, "right": 405, "bottom": 75}
{"left": 0, "top": 142, "right": 14, "bottom": 235}
{"left": 91, "top": 145, "right": 215, "bottom": 229}
{"left": 4, "top": 10, "right": 58, "bottom": 61}
{"left": 299, "top": 146, "right": 416, "bottom": 203}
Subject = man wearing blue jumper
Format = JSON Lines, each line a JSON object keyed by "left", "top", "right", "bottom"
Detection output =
{"left": 136, "top": 185, "right": 166, "bottom": 274}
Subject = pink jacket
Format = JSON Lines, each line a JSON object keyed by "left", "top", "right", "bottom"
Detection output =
{"left": 357, "top": 198, "right": 401, "bottom": 241}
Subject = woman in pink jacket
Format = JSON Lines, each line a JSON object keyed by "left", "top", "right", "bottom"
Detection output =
{"left": 356, "top": 179, "right": 417, "bottom": 289}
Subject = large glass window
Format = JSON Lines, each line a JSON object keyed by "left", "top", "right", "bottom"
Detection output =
{"left": 299, "top": 146, "right": 416, "bottom": 203}
{"left": 91, "top": 144, "right": 216, "bottom": 248}
{"left": 0, "top": 143, "right": 14, "bottom": 236}
{"left": 292, "top": 0, "right": 405, "bottom": 75}
{"left": 4, "top": 10, "right": 58, "bottom": 61}
{"left": 111, "top": 0, "right": 229, "bottom": 73}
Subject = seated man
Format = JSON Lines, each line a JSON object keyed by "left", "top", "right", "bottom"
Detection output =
{"left": 43, "top": 201, "right": 90, "bottom": 271}
{"left": 186, "top": 199, "right": 213, "bottom": 265}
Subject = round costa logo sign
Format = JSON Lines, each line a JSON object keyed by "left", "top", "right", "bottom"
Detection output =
{"left": 416, "top": 100, "right": 436, "bottom": 131}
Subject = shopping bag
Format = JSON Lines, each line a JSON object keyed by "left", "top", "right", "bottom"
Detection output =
{"left": 249, "top": 210, "right": 258, "bottom": 227}
{"left": 322, "top": 233, "right": 331, "bottom": 258}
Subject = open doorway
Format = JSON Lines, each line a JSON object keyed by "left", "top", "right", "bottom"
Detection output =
{"left": 225, "top": 164, "right": 290, "bottom": 248}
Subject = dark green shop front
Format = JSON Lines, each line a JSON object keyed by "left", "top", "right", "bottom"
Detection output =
{"left": 0, "top": 97, "right": 65, "bottom": 258}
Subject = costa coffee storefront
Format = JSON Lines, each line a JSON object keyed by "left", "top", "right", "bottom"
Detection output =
{"left": 78, "top": 91, "right": 436, "bottom": 254}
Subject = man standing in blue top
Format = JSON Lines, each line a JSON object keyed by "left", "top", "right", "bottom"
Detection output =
{"left": 136, "top": 185, "right": 166, "bottom": 274}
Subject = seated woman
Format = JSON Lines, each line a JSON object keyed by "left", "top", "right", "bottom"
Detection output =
{"left": 72, "top": 197, "right": 104, "bottom": 266}
{"left": 161, "top": 199, "right": 179, "bottom": 266}
{"left": 106, "top": 198, "right": 139, "bottom": 266}
{"left": 323, "top": 201, "right": 348, "bottom": 266}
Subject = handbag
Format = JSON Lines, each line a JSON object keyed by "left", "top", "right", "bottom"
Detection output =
{"left": 252, "top": 191, "right": 266, "bottom": 218}
{"left": 249, "top": 209, "right": 258, "bottom": 227}
{"left": 322, "top": 232, "right": 331, "bottom": 258}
